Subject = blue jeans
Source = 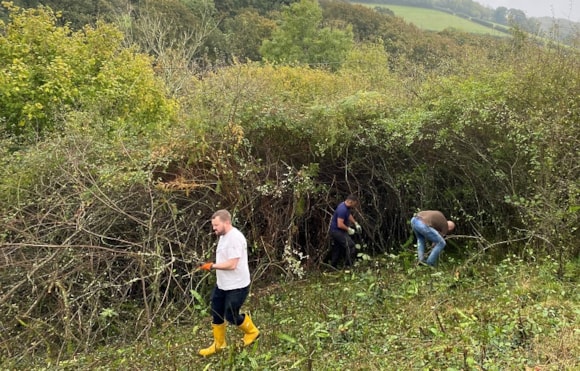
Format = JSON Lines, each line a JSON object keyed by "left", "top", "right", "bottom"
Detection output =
{"left": 210, "top": 285, "right": 249, "bottom": 325}
{"left": 411, "top": 216, "right": 446, "bottom": 266}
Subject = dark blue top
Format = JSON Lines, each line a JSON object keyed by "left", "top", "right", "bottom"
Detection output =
{"left": 330, "top": 202, "right": 351, "bottom": 231}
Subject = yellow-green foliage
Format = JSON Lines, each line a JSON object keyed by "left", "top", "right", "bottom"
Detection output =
{"left": 0, "top": 3, "right": 177, "bottom": 142}
{"left": 256, "top": 64, "right": 352, "bottom": 103}
{"left": 186, "top": 61, "right": 404, "bottom": 138}
{"left": 339, "top": 41, "right": 395, "bottom": 92}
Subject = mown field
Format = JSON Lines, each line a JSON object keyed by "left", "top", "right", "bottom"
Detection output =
{"left": 6, "top": 254, "right": 578, "bottom": 370}
{"left": 353, "top": 2, "right": 507, "bottom": 35}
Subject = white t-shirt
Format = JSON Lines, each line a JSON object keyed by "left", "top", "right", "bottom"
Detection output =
{"left": 215, "top": 227, "right": 250, "bottom": 290}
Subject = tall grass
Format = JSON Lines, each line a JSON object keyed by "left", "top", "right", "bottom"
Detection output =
{"left": 9, "top": 254, "right": 577, "bottom": 370}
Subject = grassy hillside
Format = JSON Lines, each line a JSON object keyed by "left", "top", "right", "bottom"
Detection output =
{"left": 1, "top": 3, "right": 578, "bottom": 369}
{"left": 8, "top": 256, "right": 578, "bottom": 370}
{"left": 354, "top": 2, "right": 508, "bottom": 35}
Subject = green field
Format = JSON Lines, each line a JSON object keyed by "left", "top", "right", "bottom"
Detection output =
{"left": 355, "top": 3, "right": 508, "bottom": 35}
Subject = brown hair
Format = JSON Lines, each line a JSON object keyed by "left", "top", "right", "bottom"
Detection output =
{"left": 212, "top": 209, "right": 231, "bottom": 222}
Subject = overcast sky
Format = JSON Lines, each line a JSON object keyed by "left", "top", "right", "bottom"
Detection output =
{"left": 477, "top": 0, "right": 579, "bottom": 21}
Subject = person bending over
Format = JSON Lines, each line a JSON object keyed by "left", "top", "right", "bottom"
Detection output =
{"left": 411, "top": 210, "right": 455, "bottom": 267}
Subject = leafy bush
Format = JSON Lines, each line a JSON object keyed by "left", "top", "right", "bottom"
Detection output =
{"left": 0, "top": 3, "right": 176, "bottom": 143}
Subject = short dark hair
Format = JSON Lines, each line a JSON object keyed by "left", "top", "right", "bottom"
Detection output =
{"left": 346, "top": 194, "right": 358, "bottom": 202}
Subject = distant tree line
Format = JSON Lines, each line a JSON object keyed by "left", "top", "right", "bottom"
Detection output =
{"left": 0, "top": 0, "right": 573, "bottom": 60}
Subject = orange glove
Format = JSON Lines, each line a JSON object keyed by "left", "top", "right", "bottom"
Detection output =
{"left": 199, "top": 262, "right": 213, "bottom": 271}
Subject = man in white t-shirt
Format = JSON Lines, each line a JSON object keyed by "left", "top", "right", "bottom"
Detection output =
{"left": 198, "top": 209, "right": 260, "bottom": 357}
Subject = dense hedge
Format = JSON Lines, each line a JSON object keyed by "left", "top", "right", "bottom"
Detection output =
{"left": 0, "top": 3, "right": 578, "bottom": 362}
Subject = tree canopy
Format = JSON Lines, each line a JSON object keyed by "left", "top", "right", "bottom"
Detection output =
{"left": 260, "top": 0, "right": 354, "bottom": 68}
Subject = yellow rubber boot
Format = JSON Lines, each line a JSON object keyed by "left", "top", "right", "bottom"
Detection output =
{"left": 238, "top": 314, "right": 260, "bottom": 347}
{"left": 199, "top": 323, "right": 227, "bottom": 357}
